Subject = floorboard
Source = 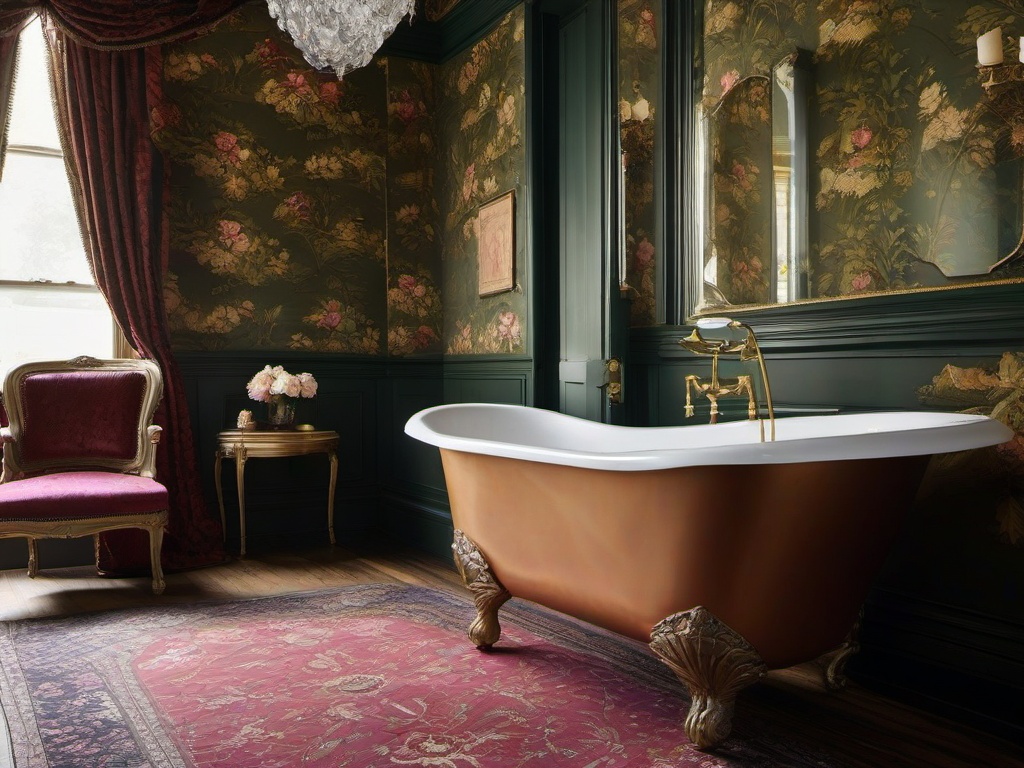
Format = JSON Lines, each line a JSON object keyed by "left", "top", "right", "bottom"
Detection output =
{"left": 0, "top": 543, "right": 1020, "bottom": 768}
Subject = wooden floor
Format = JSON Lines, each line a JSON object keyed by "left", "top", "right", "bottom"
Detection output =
{"left": 1, "top": 543, "right": 1021, "bottom": 768}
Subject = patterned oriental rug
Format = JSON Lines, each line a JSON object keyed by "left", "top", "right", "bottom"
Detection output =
{"left": 0, "top": 583, "right": 841, "bottom": 767}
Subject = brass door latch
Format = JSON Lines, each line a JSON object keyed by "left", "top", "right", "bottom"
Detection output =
{"left": 604, "top": 358, "right": 623, "bottom": 404}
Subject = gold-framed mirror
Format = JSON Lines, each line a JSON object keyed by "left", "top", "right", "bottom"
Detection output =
{"left": 695, "top": 0, "right": 1024, "bottom": 312}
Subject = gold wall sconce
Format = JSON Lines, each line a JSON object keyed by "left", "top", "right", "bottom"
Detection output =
{"left": 977, "top": 28, "right": 1024, "bottom": 91}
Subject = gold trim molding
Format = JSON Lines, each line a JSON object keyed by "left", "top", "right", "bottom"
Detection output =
{"left": 694, "top": 275, "right": 1024, "bottom": 319}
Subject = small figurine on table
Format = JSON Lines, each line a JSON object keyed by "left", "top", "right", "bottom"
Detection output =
{"left": 237, "top": 410, "right": 255, "bottom": 430}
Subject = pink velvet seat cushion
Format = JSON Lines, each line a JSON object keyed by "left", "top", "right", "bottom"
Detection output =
{"left": 0, "top": 472, "right": 168, "bottom": 521}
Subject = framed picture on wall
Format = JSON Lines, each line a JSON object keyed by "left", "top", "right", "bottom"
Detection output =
{"left": 477, "top": 190, "right": 515, "bottom": 297}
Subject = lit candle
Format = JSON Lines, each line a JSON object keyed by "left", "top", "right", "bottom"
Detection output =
{"left": 977, "top": 28, "right": 1003, "bottom": 66}
{"left": 1019, "top": 36, "right": 1024, "bottom": 63}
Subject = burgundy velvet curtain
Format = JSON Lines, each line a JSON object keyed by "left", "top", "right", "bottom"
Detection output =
{"left": 52, "top": 40, "right": 223, "bottom": 571}
{"left": 0, "top": 0, "right": 248, "bottom": 572}
{"left": 0, "top": 1, "right": 244, "bottom": 47}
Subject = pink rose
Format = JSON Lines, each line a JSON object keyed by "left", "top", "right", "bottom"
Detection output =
{"left": 297, "top": 372, "right": 318, "bottom": 398}
{"left": 214, "top": 131, "right": 238, "bottom": 153}
{"left": 218, "top": 220, "right": 243, "bottom": 241}
{"left": 414, "top": 326, "right": 437, "bottom": 347}
{"left": 285, "top": 192, "right": 312, "bottom": 220}
{"left": 851, "top": 125, "right": 873, "bottom": 150}
{"left": 395, "top": 90, "right": 419, "bottom": 123}
{"left": 254, "top": 38, "right": 285, "bottom": 62}
{"left": 851, "top": 271, "right": 872, "bottom": 291}
{"left": 284, "top": 72, "right": 313, "bottom": 95}
{"left": 497, "top": 312, "right": 521, "bottom": 342}
{"left": 318, "top": 311, "right": 342, "bottom": 330}
{"left": 319, "top": 81, "right": 342, "bottom": 106}
{"left": 720, "top": 70, "right": 740, "bottom": 94}
{"left": 635, "top": 238, "right": 655, "bottom": 268}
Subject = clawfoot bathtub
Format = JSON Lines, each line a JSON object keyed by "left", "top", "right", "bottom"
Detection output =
{"left": 405, "top": 404, "right": 1011, "bottom": 749}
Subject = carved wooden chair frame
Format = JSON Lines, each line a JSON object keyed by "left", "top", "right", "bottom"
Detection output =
{"left": 0, "top": 356, "right": 168, "bottom": 593}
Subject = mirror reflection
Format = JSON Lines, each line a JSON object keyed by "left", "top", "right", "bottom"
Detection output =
{"left": 697, "top": 1, "right": 1024, "bottom": 310}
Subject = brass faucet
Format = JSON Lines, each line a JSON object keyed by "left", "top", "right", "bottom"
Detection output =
{"left": 679, "top": 318, "right": 776, "bottom": 441}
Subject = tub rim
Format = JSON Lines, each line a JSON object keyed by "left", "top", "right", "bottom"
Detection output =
{"left": 405, "top": 403, "right": 1014, "bottom": 472}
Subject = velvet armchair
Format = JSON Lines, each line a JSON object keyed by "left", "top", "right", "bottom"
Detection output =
{"left": 0, "top": 357, "right": 168, "bottom": 593}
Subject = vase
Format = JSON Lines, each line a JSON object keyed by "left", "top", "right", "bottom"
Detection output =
{"left": 266, "top": 394, "right": 297, "bottom": 427}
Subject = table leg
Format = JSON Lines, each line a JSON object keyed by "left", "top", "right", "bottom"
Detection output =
{"left": 235, "top": 446, "right": 248, "bottom": 557}
{"left": 327, "top": 450, "right": 338, "bottom": 546}
{"left": 214, "top": 451, "right": 226, "bottom": 541}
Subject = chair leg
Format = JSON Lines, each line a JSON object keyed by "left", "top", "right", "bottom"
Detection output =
{"left": 148, "top": 525, "right": 166, "bottom": 595}
{"left": 27, "top": 539, "right": 39, "bottom": 578}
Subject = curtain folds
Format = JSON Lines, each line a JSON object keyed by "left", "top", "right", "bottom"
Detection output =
{"left": 0, "top": 11, "right": 32, "bottom": 181}
{"left": 1, "top": 1, "right": 245, "bottom": 49}
{"left": 50, "top": 38, "right": 225, "bottom": 571}
{"left": 0, "top": 1, "right": 252, "bottom": 571}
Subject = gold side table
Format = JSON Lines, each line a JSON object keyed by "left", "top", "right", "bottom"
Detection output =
{"left": 214, "top": 429, "right": 340, "bottom": 557}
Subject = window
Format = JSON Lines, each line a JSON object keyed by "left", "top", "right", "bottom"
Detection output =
{"left": 0, "top": 17, "right": 117, "bottom": 380}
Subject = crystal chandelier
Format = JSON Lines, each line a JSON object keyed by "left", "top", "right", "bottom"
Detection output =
{"left": 266, "top": 0, "right": 416, "bottom": 78}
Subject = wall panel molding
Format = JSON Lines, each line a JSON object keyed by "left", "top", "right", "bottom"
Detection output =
{"left": 690, "top": 282, "right": 1024, "bottom": 355}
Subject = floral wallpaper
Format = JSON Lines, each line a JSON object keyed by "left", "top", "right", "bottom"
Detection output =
{"left": 619, "top": 0, "right": 660, "bottom": 326}
{"left": 155, "top": 4, "right": 388, "bottom": 353}
{"left": 154, "top": 3, "right": 527, "bottom": 357}
{"left": 710, "top": 75, "right": 773, "bottom": 306}
{"left": 878, "top": 354, "right": 1024, "bottom": 618}
{"left": 387, "top": 58, "right": 443, "bottom": 356}
{"left": 435, "top": 7, "right": 526, "bottom": 354}
{"left": 702, "top": 0, "right": 1024, "bottom": 306}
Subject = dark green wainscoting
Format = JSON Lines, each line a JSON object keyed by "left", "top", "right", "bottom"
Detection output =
{"left": 629, "top": 281, "right": 1024, "bottom": 742}
{"left": 178, "top": 352, "right": 389, "bottom": 554}
{"left": 177, "top": 352, "right": 532, "bottom": 559}
{"left": 380, "top": 356, "right": 533, "bottom": 558}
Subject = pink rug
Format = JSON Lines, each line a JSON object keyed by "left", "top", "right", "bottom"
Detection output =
{"left": 0, "top": 584, "right": 838, "bottom": 766}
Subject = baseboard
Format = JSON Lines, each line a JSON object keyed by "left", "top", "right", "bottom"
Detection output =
{"left": 851, "top": 589, "right": 1024, "bottom": 742}
{"left": 379, "top": 490, "right": 454, "bottom": 560}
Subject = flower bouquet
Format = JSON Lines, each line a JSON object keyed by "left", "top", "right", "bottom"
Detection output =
{"left": 246, "top": 365, "right": 318, "bottom": 427}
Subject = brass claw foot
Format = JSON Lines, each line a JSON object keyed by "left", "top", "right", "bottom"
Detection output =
{"left": 452, "top": 529, "right": 511, "bottom": 649}
{"left": 650, "top": 606, "right": 767, "bottom": 750}
{"left": 823, "top": 637, "right": 858, "bottom": 691}
{"left": 823, "top": 611, "right": 862, "bottom": 691}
